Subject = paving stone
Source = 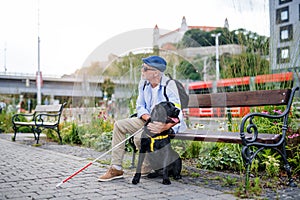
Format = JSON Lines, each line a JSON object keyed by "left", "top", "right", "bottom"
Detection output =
{"left": 0, "top": 133, "right": 299, "bottom": 200}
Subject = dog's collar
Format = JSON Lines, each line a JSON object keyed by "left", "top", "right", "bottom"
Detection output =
{"left": 147, "top": 134, "right": 169, "bottom": 152}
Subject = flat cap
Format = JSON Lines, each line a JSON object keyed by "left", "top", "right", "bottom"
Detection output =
{"left": 142, "top": 56, "right": 167, "bottom": 72}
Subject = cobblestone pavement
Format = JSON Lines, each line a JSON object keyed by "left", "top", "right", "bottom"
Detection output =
{"left": 0, "top": 134, "right": 236, "bottom": 200}
{"left": 0, "top": 133, "right": 299, "bottom": 200}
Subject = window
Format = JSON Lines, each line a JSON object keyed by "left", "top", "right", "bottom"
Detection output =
{"left": 279, "top": 0, "right": 292, "bottom": 5}
{"left": 277, "top": 47, "right": 290, "bottom": 63}
{"left": 276, "top": 7, "right": 289, "bottom": 24}
{"left": 280, "top": 24, "right": 293, "bottom": 42}
{"left": 281, "top": 48, "right": 289, "bottom": 59}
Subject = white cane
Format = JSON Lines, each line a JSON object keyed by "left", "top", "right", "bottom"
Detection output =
{"left": 56, "top": 127, "right": 143, "bottom": 188}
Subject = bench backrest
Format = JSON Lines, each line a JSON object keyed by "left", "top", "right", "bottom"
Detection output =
{"left": 188, "top": 89, "right": 292, "bottom": 108}
{"left": 35, "top": 104, "right": 64, "bottom": 113}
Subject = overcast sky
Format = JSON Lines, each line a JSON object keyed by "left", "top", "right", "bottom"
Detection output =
{"left": 0, "top": 0, "right": 269, "bottom": 76}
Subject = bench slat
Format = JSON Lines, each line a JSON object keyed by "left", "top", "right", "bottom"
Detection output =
{"left": 14, "top": 121, "right": 58, "bottom": 126}
{"left": 35, "top": 104, "right": 63, "bottom": 112}
{"left": 171, "top": 129, "right": 281, "bottom": 144}
{"left": 13, "top": 121, "right": 36, "bottom": 126}
{"left": 188, "top": 89, "right": 291, "bottom": 108}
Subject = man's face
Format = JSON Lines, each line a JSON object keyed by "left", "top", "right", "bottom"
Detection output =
{"left": 141, "top": 63, "right": 159, "bottom": 81}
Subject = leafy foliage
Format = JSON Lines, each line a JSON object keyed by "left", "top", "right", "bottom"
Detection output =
{"left": 177, "top": 60, "right": 201, "bottom": 80}
{"left": 287, "top": 144, "right": 300, "bottom": 176}
{"left": 181, "top": 29, "right": 214, "bottom": 47}
{"left": 182, "top": 141, "right": 202, "bottom": 158}
{"left": 101, "top": 78, "right": 115, "bottom": 99}
{"left": 197, "top": 143, "right": 243, "bottom": 171}
{"left": 58, "top": 111, "right": 114, "bottom": 151}
{"left": 177, "top": 140, "right": 244, "bottom": 172}
{"left": 220, "top": 52, "right": 269, "bottom": 78}
{"left": 243, "top": 105, "right": 300, "bottom": 177}
{"left": 178, "top": 27, "right": 270, "bottom": 79}
{"left": 0, "top": 112, "right": 13, "bottom": 133}
{"left": 181, "top": 27, "right": 269, "bottom": 55}
{"left": 249, "top": 105, "right": 293, "bottom": 134}
{"left": 62, "top": 123, "right": 82, "bottom": 145}
{"left": 286, "top": 127, "right": 300, "bottom": 176}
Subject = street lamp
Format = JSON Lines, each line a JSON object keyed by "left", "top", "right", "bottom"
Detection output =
{"left": 36, "top": 2, "right": 42, "bottom": 105}
{"left": 37, "top": 36, "right": 42, "bottom": 105}
{"left": 211, "top": 33, "right": 221, "bottom": 81}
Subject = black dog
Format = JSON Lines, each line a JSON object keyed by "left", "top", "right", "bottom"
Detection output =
{"left": 132, "top": 101, "right": 182, "bottom": 185}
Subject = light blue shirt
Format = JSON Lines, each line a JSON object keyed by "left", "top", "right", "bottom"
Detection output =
{"left": 136, "top": 75, "right": 187, "bottom": 133}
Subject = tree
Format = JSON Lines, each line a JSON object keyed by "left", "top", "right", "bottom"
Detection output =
{"left": 101, "top": 78, "right": 115, "bottom": 99}
{"left": 181, "top": 28, "right": 269, "bottom": 56}
{"left": 181, "top": 29, "right": 213, "bottom": 47}
{"left": 177, "top": 60, "right": 202, "bottom": 80}
{"left": 178, "top": 27, "right": 270, "bottom": 80}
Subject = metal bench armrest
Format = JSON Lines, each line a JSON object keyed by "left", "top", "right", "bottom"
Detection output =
{"left": 12, "top": 113, "right": 35, "bottom": 123}
{"left": 34, "top": 113, "right": 61, "bottom": 126}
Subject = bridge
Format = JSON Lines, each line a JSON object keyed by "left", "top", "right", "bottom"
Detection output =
{"left": 0, "top": 72, "right": 137, "bottom": 106}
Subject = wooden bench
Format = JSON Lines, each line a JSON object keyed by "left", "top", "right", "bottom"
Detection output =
{"left": 170, "top": 87, "right": 299, "bottom": 189}
{"left": 130, "top": 87, "right": 299, "bottom": 189}
{"left": 12, "top": 103, "right": 66, "bottom": 144}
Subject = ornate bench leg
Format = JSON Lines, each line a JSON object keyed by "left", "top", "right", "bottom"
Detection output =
{"left": 279, "top": 143, "right": 297, "bottom": 187}
{"left": 34, "top": 128, "right": 42, "bottom": 144}
{"left": 31, "top": 126, "right": 37, "bottom": 140}
{"left": 284, "top": 164, "right": 297, "bottom": 187}
{"left": 36, "top": 133, "right": 40, "bottom": 144}
{"left": 56, "top": 129, "right": 63, "bottom": 145}
{"left": 12, "top": 128, "right": 17, "bottom": 142}
{"left": 245, "top": 163, "right": 251, "bottom": 190}
{"left": 242, "top": 145, "right": 251, "bottom": 191}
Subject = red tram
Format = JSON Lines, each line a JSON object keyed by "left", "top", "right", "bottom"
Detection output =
{"left": 188, "top": 72, "right": 294, "bottom": 117}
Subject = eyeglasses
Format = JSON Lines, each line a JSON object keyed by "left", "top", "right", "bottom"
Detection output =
{"left": 142, "top": 65, "right": 156, "bottom": 72}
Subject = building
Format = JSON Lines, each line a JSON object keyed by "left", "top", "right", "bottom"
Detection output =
{"left": 151, "top": 17, "right": 244, "bottom": 59}
{"left": 152, "top": 17, "right": 244, "bottom": 81}
{"left": 269, "top": 0, "right": 300, "bottom": 73}
{"left": 153, "top": 16, "right": 219, "bottom": 48}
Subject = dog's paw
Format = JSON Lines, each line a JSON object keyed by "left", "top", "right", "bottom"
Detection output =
{"left": 132, "top": 178, "right": 139, "bottom": 185}
{"left": 162, "top": 178, "right": 171, "bottom": 185}
{"left": 132, "top": 174, "right": 141, "bottom": 185}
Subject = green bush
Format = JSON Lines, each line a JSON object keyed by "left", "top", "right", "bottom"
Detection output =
{"left": 18, "top": 126, "right": 33, "bottom": 133}
{"left": 182, "top": 141, "right": 202, "bottom": 158}
{"left": 177, "top": 139, "right": 244, "bottom": 172}
{"left": 62, "top": 123, "right": 82, "bottom": 145}
{"left": 250, "top": 105, "right": 294, "bottom": 134}
{"left": 197, "top": 143, "right": 243, "bottom": 172}
{"left": 59, "top": 111, "right": 115, "bottom": 151}
{"left": 0, "top": 112, "right": 14, "bottom": 133}
{"left": 286, "top": 135, "right": 300, "bottom": 176}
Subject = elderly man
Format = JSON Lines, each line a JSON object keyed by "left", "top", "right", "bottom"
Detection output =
{"left": 98, "top": 55, "right": 186, "bottom": 181}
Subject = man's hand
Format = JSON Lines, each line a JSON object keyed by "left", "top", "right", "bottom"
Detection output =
{"left": 147, "top": 121, "right": 176, "bottom": 134}
{"left": 141, "top": 114, "right": 151, "bottom": 122}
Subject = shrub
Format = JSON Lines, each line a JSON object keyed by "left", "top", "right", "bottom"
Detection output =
{"left": 62, "top": 123, "right": 82, "bottom": 145}
{"left": 0, "top": 112, "right": 14, "bottom": 133}
{"left": 59, "top": 110, "right": 114, "bottom": 151}
{"left": 197, "top": 143, "right": 243, "bottom": 172}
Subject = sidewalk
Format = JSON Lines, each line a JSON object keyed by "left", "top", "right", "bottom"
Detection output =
{"left": 0, "top": 133, "right": 299, "bottom": 200}
{"left": 0, "top": 134, "right": 236, "bottom": 200}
